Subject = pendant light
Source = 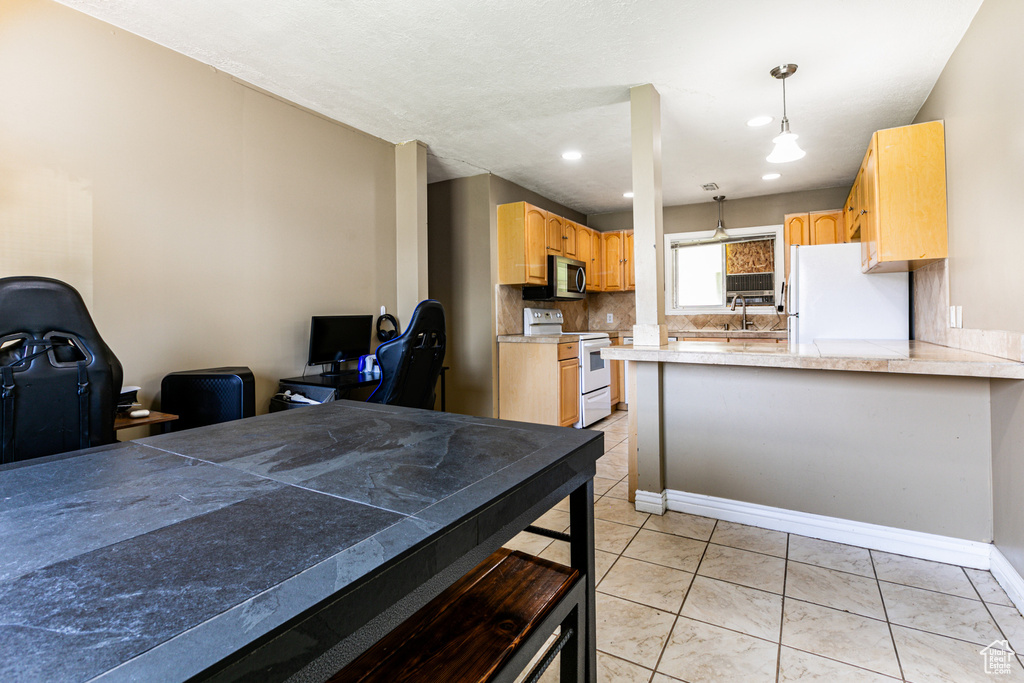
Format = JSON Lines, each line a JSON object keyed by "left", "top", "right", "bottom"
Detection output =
{"left": 767, "top": 64, "right": 806, "bottom": 164}
{"left": 711, "top": 195, "right": 728, "bottom": 241}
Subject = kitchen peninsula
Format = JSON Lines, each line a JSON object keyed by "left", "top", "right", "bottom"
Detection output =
{"left": 602, "top": 339, "right": 1024, "bottom": 567}
{"left": 0, "top": 401, "right": 602, "bottom": 682}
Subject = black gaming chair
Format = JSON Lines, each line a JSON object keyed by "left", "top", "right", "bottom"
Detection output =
{"left": 366, "top": 300, "right": 446, "bottom": 410}
{"left": 0, "top": 277, "right": 123, "bottom": 463}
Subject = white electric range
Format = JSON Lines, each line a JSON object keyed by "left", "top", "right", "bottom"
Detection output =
{"left": 523, "top": 308, "right": 611, "bottom": 428}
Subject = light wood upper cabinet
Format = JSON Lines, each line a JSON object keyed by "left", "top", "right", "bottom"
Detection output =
{"left": 590, "top": 229, "right": 604, "bottom": 292}
{"left": 563, "top": 220, "right": 579, "bottom": 259}
{"left": 602, "top": 231, "right": 624, "bottom": 291}
{"left": 546, "top": 214, "right": 564, "bottom": 256}
{"left": 625, "top": 231, "right": 635, "bottom": 291}
{"left": 558, "top": 356, "right": 580, "bottom": 427}
{"left": 599, "top": 230, "right": 634, "bottom": 292}
{"left": 851, "top": 121, "right": 948, "bottom": 273}
{"left": 498, "top": 202, "right": 548, "bottom": 285}
{"left": 577, "top": 226, "right": 595, "bottom": 290}
{"left": 783, "top": 210, "right": 846, "bottom": 279}
{"left": 810, "top": 210, "right": 844, "bottom": 246}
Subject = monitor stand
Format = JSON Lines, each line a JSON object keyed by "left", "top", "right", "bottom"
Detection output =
{"left": 320, "top": 362, "right": 354, "bottom": 378}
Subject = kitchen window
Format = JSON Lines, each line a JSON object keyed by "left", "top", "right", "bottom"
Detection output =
{"left": 664, "top": 224, "right": 784, "bottom": 314}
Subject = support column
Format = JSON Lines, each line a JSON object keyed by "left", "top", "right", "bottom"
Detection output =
{"left": 629, "top": 84, "right": 668, "bottom": 347}
{"left": 395, "top": 140, "right": 429, "bottom": 327}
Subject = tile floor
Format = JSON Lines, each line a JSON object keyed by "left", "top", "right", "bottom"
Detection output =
{"left": 505, "top": 409, "right": 1024, "bottom": 683}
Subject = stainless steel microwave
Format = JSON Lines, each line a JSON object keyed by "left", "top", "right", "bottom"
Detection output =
{"left": 522, "top": 255, "right": 587, "bottom": 301}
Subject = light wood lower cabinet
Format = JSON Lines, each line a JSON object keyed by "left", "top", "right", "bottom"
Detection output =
{"left": 558, "top": 358, "right": 580, "bottom": 427}
{"left": 608, "top": 335, "right": 623, "bottom": 407}
{"left": 499, "top": 342, "right": 579, "bottom": 427}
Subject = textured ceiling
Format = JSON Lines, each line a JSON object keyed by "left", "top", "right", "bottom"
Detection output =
{"left": 56, "top": 0, "right": 982, "bottom": 215}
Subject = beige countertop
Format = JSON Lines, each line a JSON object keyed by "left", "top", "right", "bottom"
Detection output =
{"left": 498, "top": 329, "right": 788, "bottom": 343}
{"left": 497, "top": 334, "right": 575, "bottom": 344}
{"left": 601, "top": 339, "right": 1024, "bottom": 379}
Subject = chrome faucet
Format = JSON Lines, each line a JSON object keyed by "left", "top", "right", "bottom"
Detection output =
{"left": 730, "top": 294, "right": 749, "bottom": 331}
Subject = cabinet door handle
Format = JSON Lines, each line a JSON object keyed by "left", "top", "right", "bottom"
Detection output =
{"left": 860, "top": 209, "right": 868, "bottom": 215}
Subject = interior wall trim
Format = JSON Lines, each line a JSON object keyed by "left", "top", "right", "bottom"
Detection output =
{"left": 990, "top": 547, "right": 1024, "bottom": 615}
{"left": 662, "top": 489, "right": 992, "bottom": 569}
{"left": 634, "top": 489, "right": 667, "bottom": 515}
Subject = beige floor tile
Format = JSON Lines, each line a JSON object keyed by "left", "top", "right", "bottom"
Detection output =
{"left": 966, "top": 567, "right": 1015, "bottom": 607}
{"left": 786, "top": 561, "right": 886, "bottom": 620}
{"left": 593, "top": 476, "right": 621, "bottom": 497}
{"left": 595, "top": 593, "right": 676, "bottom": 669}
{"left": 893, "top": 624, "right": 1024, "bottom": 682}
{"left": 990, "top": 603, "right": 1024, "bottom": 653}
{"left": 788, "top": 535, "right": 875, "bottom": 577}
{"left": 595, "top": 518, "right": 641, "bottom": 554}
{"left": 680, "top": 575, "right": 782, "bottom": 641}
{"left": 657, "top": 617, "right": 778, "bottom": 683}
{"left": 651, "top": 675, "right": 684, "bottom": 683}
{"left": 697, "top": 544, "right": 786, "bottom": 594}
{"left": 594, "top": 496, "right": 650, "bottom": 528}
{"left": 599, "top": 557, "right": 694, "bottom": 613}
{"left": 604, "top": 481, "right": 629, "bottom": 501}
{"left": 533, "top": 508, "right": 571, "bottom": 532}
{"left": 709, "top": 520, "right": 788, "bottom": 558}
{"left": 642, "top": 511, "right": 717, "bottom": 541}
{"left": 503, "top": 530, "right": 552, "bottom": 556}
{"left": 782, "top": 600, "right": 901, "bottom": 678}
{"left": 623, "top": 529, "right": 707, "bottom": 573}
{"left": 602, "top": 444, "right": 629, "bottom": 464}
{"left": 880, "top": 581, "right": 1001, "bottom": 645}
{"left": 778, "top": 647, "right": 900, "bottom": 682}
{"left": 871, "top": 550, "right": 976, "bottom": 598}
{"left": 553, "top": 496, "right": 570, "bottom": 512}
{"left": 538, "top": 543, "right": 617, "bottom": 584}
{"left": 596, "top": 458, "right": 628, "bottom": 480}
{"left": 596, "top": 652, "right": 653, "bottom": 683}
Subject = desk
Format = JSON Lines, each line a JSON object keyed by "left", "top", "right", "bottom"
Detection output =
{"left": 282, "top": 366, "right": 451, "bottom": 409}
{"left": 113, "top": 410, "right": 178, "bottom": 431}
{"left": 0, "top": 401, "right": 601, "bottom": 682}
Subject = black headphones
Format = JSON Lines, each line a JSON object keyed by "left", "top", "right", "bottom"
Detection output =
{"left": 376, "top": 313, "right": 399, "bottom": 342}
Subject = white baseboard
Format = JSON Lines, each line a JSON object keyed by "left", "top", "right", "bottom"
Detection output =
{"left": 634, "top": 489, "right": 667, "bottom": 515}
{"left": 662, "top": 489, "right": 992, "bottom": 569}
{"left": 990, "top": 547, "right": 1024, "bottom": 614}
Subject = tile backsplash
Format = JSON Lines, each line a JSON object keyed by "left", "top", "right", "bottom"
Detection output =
{"left": 587, "top": 291, "right": 784, "bottom": 333}
{"left": 495, "top": 284, "right": 589, "bottom": 335}
{"left": 913, "top": 260, "right": 1023, "bottom": 362}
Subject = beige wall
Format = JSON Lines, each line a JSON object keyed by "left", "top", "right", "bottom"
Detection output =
{"left": 914, "top": 0, "right": 1024, "bottom": 335}
{"left": 0, "top": 0, "right": 397, "bottom": 413}
{"left": 427, "top": 175, "right": 492, "bottom": 416}
{"left": 912, "top": 0, "right": 1024, "bottom": 579}
{"left": 661, "top": 363, "right": 994, "bottom": 541}
{"left": 427, "top": 173, "right": 585, "bottom": 417}
{"left": 588, "top": 187, "right": 849, "bottom": 233}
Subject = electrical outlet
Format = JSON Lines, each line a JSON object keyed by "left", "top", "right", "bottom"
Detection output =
{"left": 949, "top": 305, "right": 963, "bottom": 328}
{"left": 607, "top": 313, "right": 614, "bottom": 324}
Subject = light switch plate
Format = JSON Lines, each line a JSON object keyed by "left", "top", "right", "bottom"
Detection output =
{"left": 607, "top": 313, "right": 614, "bottom": 324}
{"left": 949, "top": 306, "right": 957, "bottom": 328}
{"left": 956, "top": 306, "right": 963, "bottom": 328}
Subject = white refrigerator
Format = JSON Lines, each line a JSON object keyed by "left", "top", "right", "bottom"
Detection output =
{"left": 787, "top": 243, "right": 909, "bottom": 343}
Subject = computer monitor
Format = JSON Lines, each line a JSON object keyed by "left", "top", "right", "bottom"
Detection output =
{"left": 307, "top": 315, "right": 373, "bottom": 377}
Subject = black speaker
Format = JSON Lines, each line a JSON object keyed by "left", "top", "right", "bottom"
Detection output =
{"left": 161, "top": 366, "right": 255, "bottom": 432}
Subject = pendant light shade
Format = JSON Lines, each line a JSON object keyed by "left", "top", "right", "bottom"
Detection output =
{"left": 710, "top": 195, "right": 728, "bottom": 241}
{"left": 767, "top": 64, "right": 805, "bottom": 164}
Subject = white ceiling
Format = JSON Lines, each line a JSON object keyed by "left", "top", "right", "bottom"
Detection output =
{"left": 56, "top": 0, "right": 982, "bottom": 216}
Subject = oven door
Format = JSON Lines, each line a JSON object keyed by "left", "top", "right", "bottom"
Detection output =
{"left": 579, "top": 337, "right": 611, "bottom": 394}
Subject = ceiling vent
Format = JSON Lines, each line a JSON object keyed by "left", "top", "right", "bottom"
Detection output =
{"left": 701, "top": 183, "right": 719, "bottom": 191}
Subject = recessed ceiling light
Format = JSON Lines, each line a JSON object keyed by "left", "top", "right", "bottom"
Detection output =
{"left": 747, "top": 116, "right": 774, "bottom": 127}
{"left": 623, "top": 192, "right": 634, "bottom": 198}
{"left": 762, "top": 173, "right": 781, "bottom": 180}
{"left": 561, "top": 151, "right": 582, "bottom": 161}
